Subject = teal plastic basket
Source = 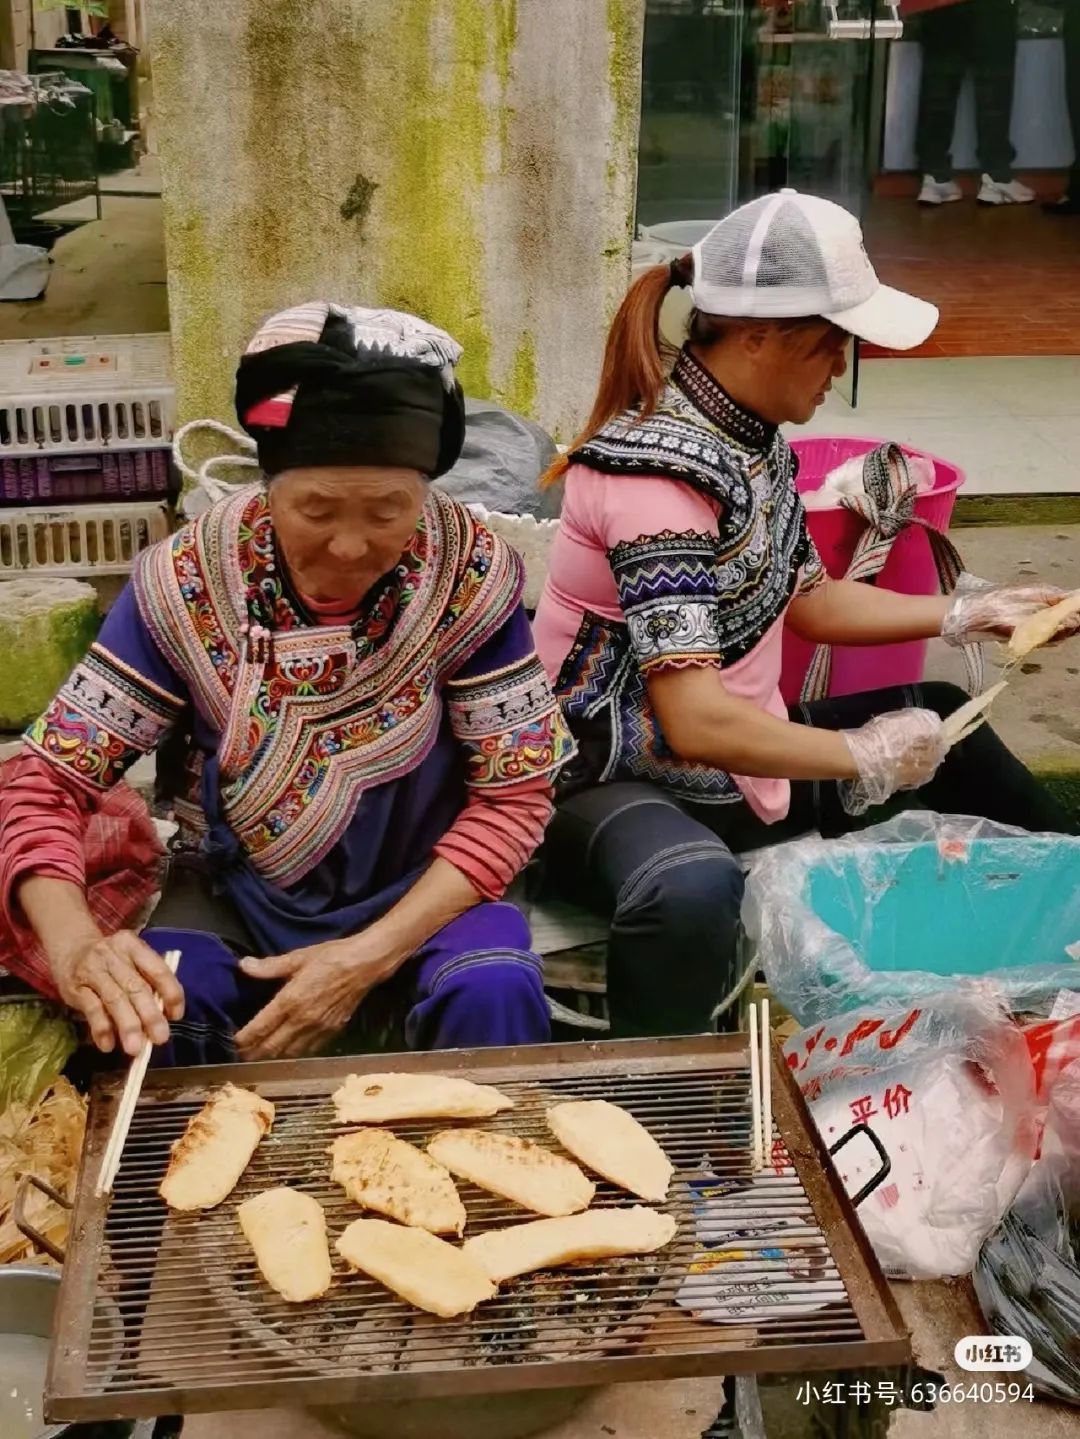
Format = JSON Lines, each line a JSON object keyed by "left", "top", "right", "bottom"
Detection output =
{"left": 745, "top": 816, "right": 1080, "bottom": 1023}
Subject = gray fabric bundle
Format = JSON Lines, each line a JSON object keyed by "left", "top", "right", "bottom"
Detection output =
{"left": 436, "top": 398, "right": 562, "bottom": 520}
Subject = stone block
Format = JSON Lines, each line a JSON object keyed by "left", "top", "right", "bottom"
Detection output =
{"left": 0, "top": 578, "right": 99, "bottom": 732}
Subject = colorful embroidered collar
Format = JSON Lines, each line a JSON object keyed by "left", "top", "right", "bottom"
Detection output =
{"left": 132, "top": 485, "right": 525, "bottom": 886}
{"left": 671, "top": 348, "right": 777, "bottom": 453}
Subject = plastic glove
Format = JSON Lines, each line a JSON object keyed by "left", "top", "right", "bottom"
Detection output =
{"left": 839, "top": 708, "right": 946, "bottom": 816}
{"left": 942, "top": 572, "right": 1080, "bottom": 647}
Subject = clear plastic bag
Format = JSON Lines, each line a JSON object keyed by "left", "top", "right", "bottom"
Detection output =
{"left": 743, "top": 811, "right": 1080, "bottom": 1027}
{"left": 839, "top": 707, "right": 945, "bottom": 815}
{"left": 973, "top": 1057, "right": 1080, "bottom": 1405}
{"left": 783, "top": 991, "right": 1037, "bottom": 1280}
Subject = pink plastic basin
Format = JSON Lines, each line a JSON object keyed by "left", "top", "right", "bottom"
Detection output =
{"left": 780, "top": 436, "right": 966, "bottom": 704}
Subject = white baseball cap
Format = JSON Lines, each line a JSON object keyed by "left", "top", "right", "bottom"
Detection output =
{"left": 690, "top": 189, "right": 938, "bottom": 351}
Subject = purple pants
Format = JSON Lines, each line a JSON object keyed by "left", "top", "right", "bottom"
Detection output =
{"left": 142, "top": 902, "right": 550, "bottom": 1066}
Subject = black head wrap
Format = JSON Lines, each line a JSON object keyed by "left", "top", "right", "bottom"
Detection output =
{"left": 235, "top": 303, "right": 466, "bottom": 479}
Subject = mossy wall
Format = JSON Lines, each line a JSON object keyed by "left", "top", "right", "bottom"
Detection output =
{"left": 0, "top": 580, "right": 100, "bottom": 732}
{"left": 149, "top": 0, "right": 645, "bottom": 442}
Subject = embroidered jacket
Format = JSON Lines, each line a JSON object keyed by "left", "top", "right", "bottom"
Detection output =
{"left": 26, "top": 486, "right": 573, "bottom": 889}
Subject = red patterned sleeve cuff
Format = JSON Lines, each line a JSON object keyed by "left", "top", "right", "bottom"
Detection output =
{"left": 434, "top": 781, "right": 554, "bottom": 899}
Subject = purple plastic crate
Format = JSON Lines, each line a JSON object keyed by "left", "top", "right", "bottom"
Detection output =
{"left": 0, "top": 448, "right": 172, "bottom": 506}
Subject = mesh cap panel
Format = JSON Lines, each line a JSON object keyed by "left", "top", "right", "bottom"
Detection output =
{"left": 686, "top": 189, "right": 938, "bottom": 349}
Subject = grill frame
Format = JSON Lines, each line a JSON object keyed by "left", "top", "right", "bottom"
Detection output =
{"left": 47, "top": 1038, "right": 909, "bottom": 1422}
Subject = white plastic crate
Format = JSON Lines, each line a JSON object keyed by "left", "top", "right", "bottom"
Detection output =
{"left": 0, "top": 503, "right": 170, "bottom": 576}
{"left": 0, "top": 334, "right": 175, "bottom": 456}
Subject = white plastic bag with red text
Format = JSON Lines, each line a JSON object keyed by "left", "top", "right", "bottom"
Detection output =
{"left": 783, "top": 992, "right": 1037, "bottom": 1279}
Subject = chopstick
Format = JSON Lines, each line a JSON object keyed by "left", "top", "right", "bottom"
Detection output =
{"left": 748, "top": 997, "right": 773, "bottom": 1172}
{"left": 95, "top": 948, "right": 181, "bottom": 1198}
{"left": 760, "top": 996, "right": 772, "bottom": 1167}
{"left": 748, "top": 1002, "right": 763, "bottom": 1171}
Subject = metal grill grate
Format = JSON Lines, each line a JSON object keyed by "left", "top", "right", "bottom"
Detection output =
{"left": 47, "top": 1040, "right": 909, "bottom": 1422}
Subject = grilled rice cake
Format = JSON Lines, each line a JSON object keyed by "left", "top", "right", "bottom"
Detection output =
{"left": 159, "top": 1083, "right": 275, "bottom": 1211}
{"left": 463, "top": 1206, "right": 677, "bottom": 1283}
{"left": 427, "top": 1129, "right": 595, "bottom": 1217}
{"left": 332, "top": 1072, "right": 514, "bottom": 1125}
{"left": 546, "top": 1099, "right": 674, "bottom": 1202}
{"left": 237, "top": 1187, "right": 333, "bottom": 1303}
{"left": 336, "top": 1218, "right": 496, "bottom": 1317}
{"left": 330, "top": 1128, "right": 467, "bottom": 1236}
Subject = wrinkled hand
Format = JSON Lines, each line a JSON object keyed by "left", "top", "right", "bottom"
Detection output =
{"left": 52, "top": 928, "right": 185, "bottom": 1057}
{"left": 942, "top": 574, "right": 1080, "bottom": 647}
{"left": 234, "top": 939, "right": 388, "bottom": 1061}
{"left": 839, "top": 708, "right": 946, "bottom": 816}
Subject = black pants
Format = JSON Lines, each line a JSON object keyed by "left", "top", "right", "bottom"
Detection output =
{"left": 1066, "top": 0, "right": 1080, "bottom": 193}
{"left": 541, "top": 683, "right": 1073, "bottom": 1040}
{"left": 915, "top": 0, "right": 1018, "bottom": 178}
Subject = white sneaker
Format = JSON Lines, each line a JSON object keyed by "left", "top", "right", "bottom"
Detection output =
{"left": 918, "top": 174, "right": 963, "bottom": 206}
{"left": 977, "top": 174, "right": 1035, "bottom": 205}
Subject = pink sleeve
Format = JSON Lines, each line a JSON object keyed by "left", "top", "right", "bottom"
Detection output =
{"left": 434, "top": 778, "right": 553, "bottom": 900}
{"left": 587, "top": 471, "right": 727, "bottom": 675}
{"left": 589, "top": 471, "right": 723, "bottom": 548}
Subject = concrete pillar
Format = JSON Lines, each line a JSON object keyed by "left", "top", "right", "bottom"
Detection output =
{"left": 148, "top": 0, "right": 644, "bottom": 441}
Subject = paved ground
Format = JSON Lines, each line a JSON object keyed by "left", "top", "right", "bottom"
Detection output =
{"left": 797, "top": 357, "right": 1080, "bottom": 495}
{"left": 2, "top": 194, "right": 168, "bottom": 339}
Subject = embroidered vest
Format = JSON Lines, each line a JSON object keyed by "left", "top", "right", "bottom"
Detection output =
{"left": 556, "top": 356, "right": 812, "bottom": 803}
{"left": 133, "top": 486, "right": 522, "bottom": 886}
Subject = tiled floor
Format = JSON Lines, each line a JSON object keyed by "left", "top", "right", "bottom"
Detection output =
{"left": 861, "top": 196, "right": 1080, "bottom": 359}
{"left": 795, "top": 356, "right": 1080, "bottom": 494}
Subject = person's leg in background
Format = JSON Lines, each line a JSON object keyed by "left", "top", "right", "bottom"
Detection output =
{"left": 404, "top": 902, "right": 551, "bottom": 1049}
{"left": 541, "top": 782, "right": 747, "bottom": 1037}
{"left": 915, "top": 1, "right": 969, "bottom": 205}
{"left": 973, "top": 0, "right": 1034, "bottom": 204}
{"left": 1046, "top": 0, "right": 1080, "bottom": 213}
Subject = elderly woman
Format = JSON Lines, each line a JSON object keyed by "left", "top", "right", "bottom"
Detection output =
{"left": 0, "top": 303, "right": 573, "bottom": 1064}
{"left": 533, "top": 190, "right": 1077, "bottom": 1039}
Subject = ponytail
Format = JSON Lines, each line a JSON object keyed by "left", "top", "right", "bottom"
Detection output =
{"left": 541, "top": 254, "right": 693, "bottom": 487}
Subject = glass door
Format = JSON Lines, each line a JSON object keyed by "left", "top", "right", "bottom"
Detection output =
{"left": 636, "top": 0, "right": 745, "bottom": 234}
{"left": 635, "top": 1, "right": 901, "bottom": 400}
{"left": 636, "top": 1, "right": 898, "bottom": 231}
{"left": 739, "top": 1, "right": 898, "bottom": 217}
{"left": 739, "top": 1, "right": 898, "bottom": 400}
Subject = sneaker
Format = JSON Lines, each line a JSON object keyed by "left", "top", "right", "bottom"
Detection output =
{"left": 918, "top": 174, "right": 963, "bottom": 206}
{"left": 977, "top": 174, "right": 1035, "bottom": 205}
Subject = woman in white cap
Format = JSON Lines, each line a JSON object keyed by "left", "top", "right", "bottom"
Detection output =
{"left": 533, "top": 189, "right": 1076, "bottom": 1039}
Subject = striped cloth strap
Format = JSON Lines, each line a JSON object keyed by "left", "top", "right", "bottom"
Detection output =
{"left": 800, "top": 443, "right": 983, "bottom": 703}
